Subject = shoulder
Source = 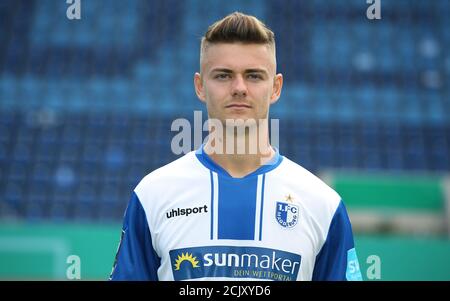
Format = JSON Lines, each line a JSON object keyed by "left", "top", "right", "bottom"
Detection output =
{"left": 272, "top": 156, "right": 342, "bottom": 217}
{"left": 272, "top": 156, "right": 349, "bottom": 248}
{"left": 134, "top": 151, "right": 206, "bottom": 196}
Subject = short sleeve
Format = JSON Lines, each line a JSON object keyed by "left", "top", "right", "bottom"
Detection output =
{"left": 109, "top": 192, "right": 160, "bottom": 280}
{"left": 312, "top": 201, "right": 362, "bottom": 281}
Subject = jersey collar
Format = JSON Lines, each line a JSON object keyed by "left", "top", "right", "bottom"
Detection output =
{"left": 195, "top": 144, "right": 283, "bottom": 178}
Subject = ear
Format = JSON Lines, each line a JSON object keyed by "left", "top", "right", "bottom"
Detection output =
{"left": 270, "top": 73, "right": 283, "bottom": 104}
{"left": 194, "top": 72, "right": 206, "bottom": 103}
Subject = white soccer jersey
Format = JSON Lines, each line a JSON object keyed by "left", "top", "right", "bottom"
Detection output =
{"left": 110, "top": 146, "right": 362, "bottom": 281}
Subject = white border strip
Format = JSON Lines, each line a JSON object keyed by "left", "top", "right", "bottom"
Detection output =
{"left": 212, "top": 172, "right": 219, "bottom": 240}
{"left": 254, "top": 175, "right": 263, "bottom": 241}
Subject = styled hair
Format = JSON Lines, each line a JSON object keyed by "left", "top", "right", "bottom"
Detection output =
{"left": 200, "top": 12, "right": 276, "bottom": 67}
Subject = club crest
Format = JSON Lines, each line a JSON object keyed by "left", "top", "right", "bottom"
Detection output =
{"left": 276, "top": 195, "right": 299, "bottom": 228}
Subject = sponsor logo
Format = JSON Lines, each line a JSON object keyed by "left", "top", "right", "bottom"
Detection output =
{"left": 275, "top": 195, "right": 299, "bottom": 228}
{"left": 169, "top": 246, "right": 301, "bottom": 281}
{"left": 346, "top": 248, "right": 363, "bottom": 281}
{"left": 174, "top": 253, "right": 200, "bottom": 271}
{"left": 166, "top": 205, "right": 208, "bottom": 219}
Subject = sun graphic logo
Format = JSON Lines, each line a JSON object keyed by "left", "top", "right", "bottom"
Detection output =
{"left": 174, "top": 252, "right": 201, "bottom": 271}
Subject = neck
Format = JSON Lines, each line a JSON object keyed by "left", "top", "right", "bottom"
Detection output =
{"left": 204, "top": 120, "right": 275, "bottom": 178}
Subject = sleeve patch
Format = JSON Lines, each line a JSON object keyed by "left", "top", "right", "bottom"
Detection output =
{"left": 346, "top": 248, "right": 363, "bottom": 281}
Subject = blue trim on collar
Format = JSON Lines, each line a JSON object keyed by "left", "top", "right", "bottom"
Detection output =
{"left": 195, "top": 144, "right": 283, "bottom": 178}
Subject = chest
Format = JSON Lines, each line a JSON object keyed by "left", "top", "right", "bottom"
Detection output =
{"left": 147, "top": 176, "right": 322, "bottom": 281}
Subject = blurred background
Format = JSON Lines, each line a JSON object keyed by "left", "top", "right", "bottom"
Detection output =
{"left": 0, "top": 0, "right": 449, "bottom": 280}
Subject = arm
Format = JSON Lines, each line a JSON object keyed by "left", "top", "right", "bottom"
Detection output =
{"left": 312, "top": 201, "right": 362, "bottom": 281}
{"left": 109, "top": 192, "right": 160, "bottom": 280}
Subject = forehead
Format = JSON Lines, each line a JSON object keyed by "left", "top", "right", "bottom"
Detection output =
{"left": 201, "top": 43, "right": 275, "bottom": 74}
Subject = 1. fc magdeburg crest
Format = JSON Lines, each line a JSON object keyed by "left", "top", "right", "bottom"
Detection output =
{"left": 276, "top": 195, "right": 299, "bottom": 228}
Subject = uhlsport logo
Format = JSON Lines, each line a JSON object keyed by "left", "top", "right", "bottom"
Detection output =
{"left": 166, "top": 205, "right": 208, "bottom": 219}
{"left": 169, "top": 246, "right": 301, "bottom": 281}
{"left": 275, "top": 195, "right": 299, "bottom": 228}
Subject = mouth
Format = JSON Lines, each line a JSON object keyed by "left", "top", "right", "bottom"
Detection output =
{"left": 225, "top": 103, "right": 252, "bottom": 109}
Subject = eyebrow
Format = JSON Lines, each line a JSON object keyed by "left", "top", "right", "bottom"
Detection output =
{"left": 210, "top": 68, "right": 233, "bottom": 74}
{"left": 210, "top": 68, "right": 269, "bottom": 75}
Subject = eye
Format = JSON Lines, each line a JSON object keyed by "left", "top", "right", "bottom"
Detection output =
{"left": 247, "top": 73, "right": 263, "bottom": 80}
{"left": 214, "top": 73, "right": 231, "bottom": 80}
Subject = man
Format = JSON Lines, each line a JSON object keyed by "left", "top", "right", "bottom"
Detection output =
{"left": 110, "top": 12, "right": 362, "bottom": 281}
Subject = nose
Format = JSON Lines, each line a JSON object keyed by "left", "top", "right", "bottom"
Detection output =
{"left": 231, "top": 74, "right": 247, "bottom": 98}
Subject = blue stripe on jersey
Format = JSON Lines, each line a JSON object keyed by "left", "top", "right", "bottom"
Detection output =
{"left": 259, "top": 174, "right": 266, "bottom": 241}
{"left": 311, "top": 200, "right": 362, "bottom": 281}
{"left": 195, "top": 145, "right": 283, "bottom": 241}
{"left": 217, "top": 176, "right": 258, "bottom": 240}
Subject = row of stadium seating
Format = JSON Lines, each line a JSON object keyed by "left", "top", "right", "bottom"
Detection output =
{"left": 1, "top": 110, "right": 449, "bottom": 221}
{"left": 1, "top": 0, "right": 448, "bottom": 123}
{"left": 1, "top": 75, "right": 448, "bottom": 124}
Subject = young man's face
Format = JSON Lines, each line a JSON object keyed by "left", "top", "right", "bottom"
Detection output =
{"left": 194, "top": 43, "right": 283, "bottom": 123}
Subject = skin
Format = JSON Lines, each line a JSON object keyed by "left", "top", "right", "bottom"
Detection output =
{"left": 194, "top": 42, "right": 283, "bottom": 178}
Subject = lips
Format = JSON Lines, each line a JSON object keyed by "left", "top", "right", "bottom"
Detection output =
{"left": 225, "top": 103, "right": 252, "bottom": 108}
